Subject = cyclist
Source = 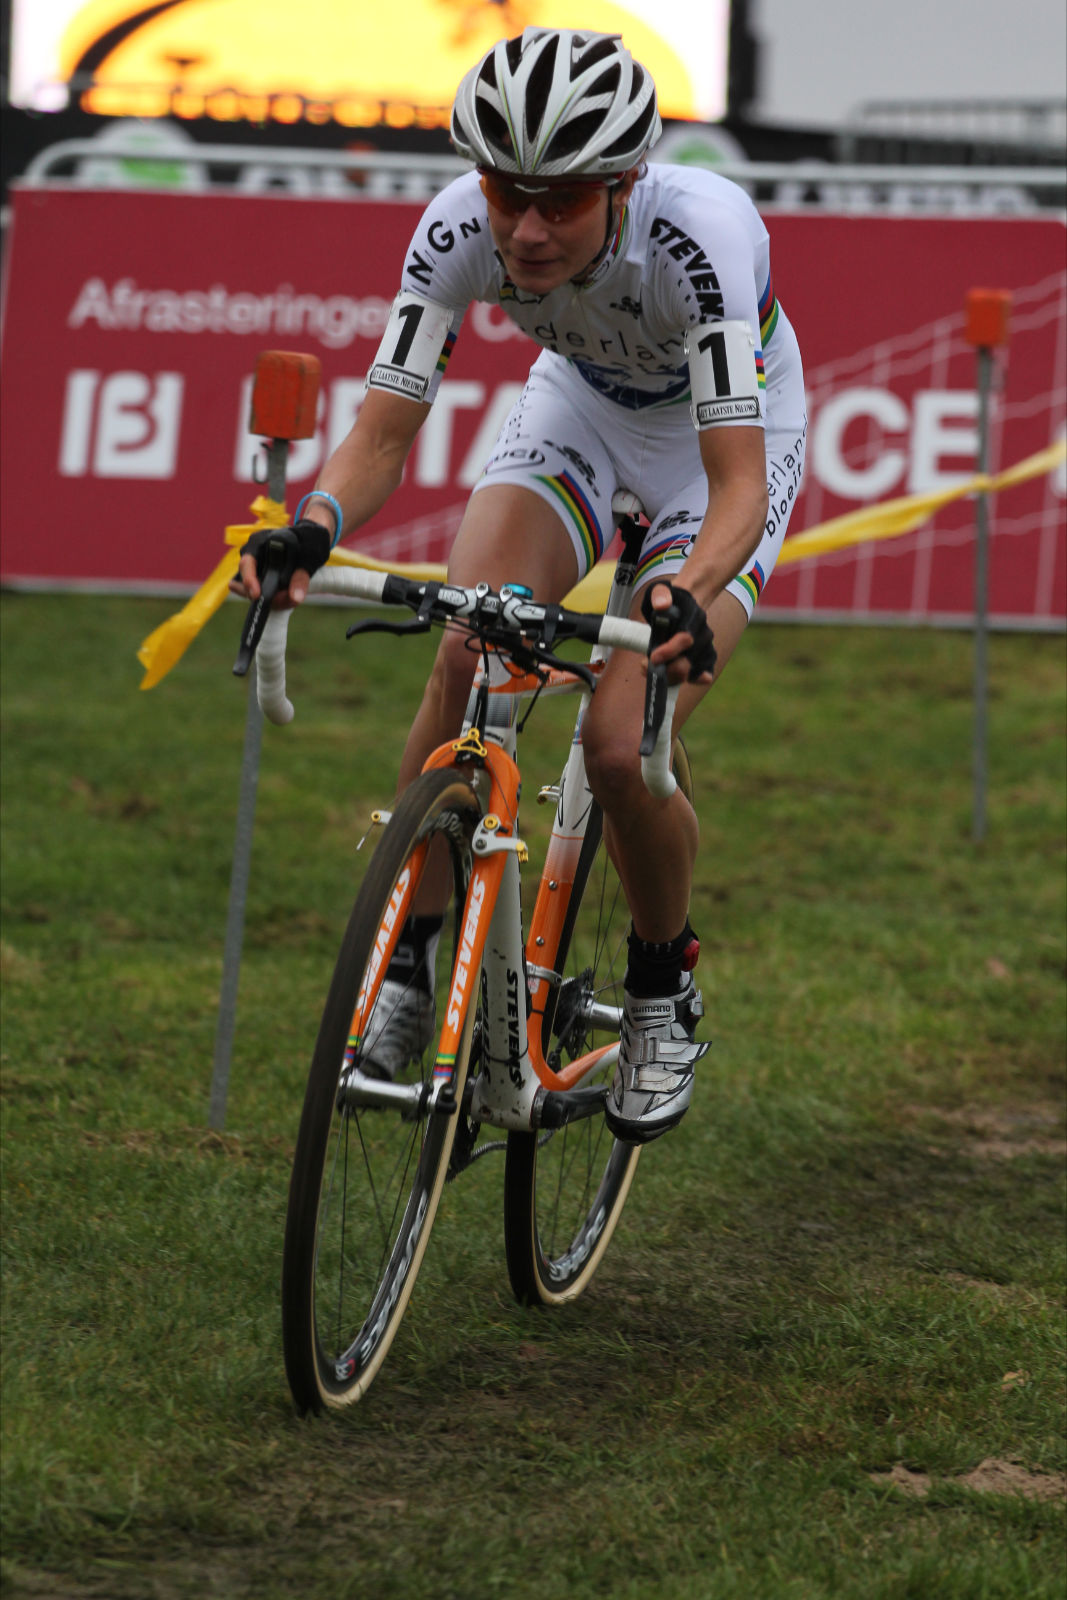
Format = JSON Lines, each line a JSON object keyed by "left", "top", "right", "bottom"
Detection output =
{"left": 236, "top": 27, "right": 807, "bottom": 1144}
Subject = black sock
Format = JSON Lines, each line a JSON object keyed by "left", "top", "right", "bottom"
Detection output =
{"left": 624, "top": 922, "right": 699, "bottom": 998}
{"left": 386, "top": 915, "right": 444, "bottom": 994}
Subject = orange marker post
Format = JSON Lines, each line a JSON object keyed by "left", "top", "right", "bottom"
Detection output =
{"left": 249, "top": 349, "right": 322, "bottom": 502}
{"left": 963, "top": 291, "right": 1011, "bottom": 845}
{"left": 210, "top": 351, "right": 323, "bottom": 1130}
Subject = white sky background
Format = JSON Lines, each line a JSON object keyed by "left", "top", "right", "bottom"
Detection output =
{"left": 751, "top": 0, "right": 1067, "bottom": 126}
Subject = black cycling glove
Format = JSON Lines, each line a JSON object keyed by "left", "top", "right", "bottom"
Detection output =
{"left": 239, "top": 518, "right": 331, "bottom": 586}
{"left": 233, "top": 520, "right": 333, "bottom": 678}
{"left": 640, "top": 582, "right": 717, "bottom": 682}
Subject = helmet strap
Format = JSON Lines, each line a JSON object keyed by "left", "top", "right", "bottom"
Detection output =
{"left": 572, "top": 182, "right": 622, "bottom": 285}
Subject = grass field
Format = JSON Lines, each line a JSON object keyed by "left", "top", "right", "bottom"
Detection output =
{"left": 1, "top": 591, "right": 1065, "bottom": 1600}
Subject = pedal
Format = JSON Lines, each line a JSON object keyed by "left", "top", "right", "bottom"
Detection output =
{"left": 537, "top": 784, "right": 561, "bottom": 805}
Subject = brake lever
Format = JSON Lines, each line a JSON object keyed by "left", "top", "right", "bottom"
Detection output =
{"left": 540, "top": 648, "right": 596, "bottom": 692}
{"left": 638, "top": 601, "right": 679, "bottom": 757}
{"left": 346, "top": 618, "right": 433, "bottom": 640}
{"left": 233, "top": 555, "right": 286, "bottom": 677}
{"left": 639, "top": 661, "right": 670, "bottom": 756}
{"left": 488, "top": 630, "right": 597, "bottom": 692}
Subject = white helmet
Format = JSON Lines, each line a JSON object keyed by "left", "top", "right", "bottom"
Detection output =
{"left": 451, "top": 28, "right": 661, "bottom": 179}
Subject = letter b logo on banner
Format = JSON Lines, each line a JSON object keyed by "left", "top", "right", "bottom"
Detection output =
{"left": 59, "top": 370, "right": 184, "bottom": 478}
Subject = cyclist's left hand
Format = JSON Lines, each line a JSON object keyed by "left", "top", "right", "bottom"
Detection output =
{"left": 642, "top": 582, "right": 717, "bottom": 685}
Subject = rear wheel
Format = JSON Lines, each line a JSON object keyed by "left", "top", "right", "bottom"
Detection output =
{"left": 503, "top": 744, "right": 694, "bottom": 1305}
{"left": 281, "top": 768, "right": 482, "bottom": 1411}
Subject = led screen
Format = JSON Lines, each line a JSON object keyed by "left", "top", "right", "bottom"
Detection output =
{"left": 10, "top": 0, "right": 731, "bottom": 127}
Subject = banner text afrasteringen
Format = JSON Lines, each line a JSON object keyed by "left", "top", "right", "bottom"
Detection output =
{"left": 67, "top": 277, "right": 393, "bottom": 349}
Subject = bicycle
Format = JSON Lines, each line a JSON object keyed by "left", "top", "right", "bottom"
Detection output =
{"left": 240, "top": 505, "right": 696, "bottom": 1413}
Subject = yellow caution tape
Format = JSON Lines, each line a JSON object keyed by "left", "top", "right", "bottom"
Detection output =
{"left": 139, "top": 439, "right": 1065, "bottom": 688}
{"left": 569, "top": 440, "right": 1065, "bottom": 610}
{"left": 777, "top": 438, "right": 1065, "bottom": 565}
{"left": 137, "top": 494, "right": 290, "bottom": 688}
{"left": 311, "top": 543, "right": 447, "bottom": 581}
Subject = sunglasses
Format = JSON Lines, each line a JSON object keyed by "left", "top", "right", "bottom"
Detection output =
{"left": 479, "top": 170, "right": 610, "bottom": 224}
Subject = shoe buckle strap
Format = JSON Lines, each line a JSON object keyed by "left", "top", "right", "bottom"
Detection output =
{"left": 623, "top": 1035, "right": 708, "bottom": 1068}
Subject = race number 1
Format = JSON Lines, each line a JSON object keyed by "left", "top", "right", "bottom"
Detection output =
{"left": 369, "top": 292, "right": 454, "bottom": 402}
{"left": 686, "top": 320, "right": 765, "bottom": 428}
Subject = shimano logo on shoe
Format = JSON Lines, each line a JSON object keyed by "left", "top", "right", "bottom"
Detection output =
{"left": 633, "top": 1001, "right": 674, "bottom": 1023}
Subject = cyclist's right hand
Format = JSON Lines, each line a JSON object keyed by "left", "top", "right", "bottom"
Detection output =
{"left": 231, "top": 519, "right": 332, "bottom": 608}
{"left": 640, "top": 581, "right": 717, "bottom": 684}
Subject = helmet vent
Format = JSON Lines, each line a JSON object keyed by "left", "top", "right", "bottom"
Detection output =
{"left": 525, "top": 36, "right": 559, "bottom": 129}
{"left": 580, "top": 36, "right": 619, "bottom": 71}
{"left": 602, "top": 98, "right": 658, "bottom": 161}
{"left": 587, "top": 65, "right": 621, "bottom": 100}
{"left": 544, "top": 109, "right": 606, "bottom": 162}
{"left": 478, "top": 101, "right": 514, "bottom": 159}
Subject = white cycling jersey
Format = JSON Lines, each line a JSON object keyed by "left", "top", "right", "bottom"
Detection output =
{"left": 369, "top": 164, "right": 807, "bottom": 615}
{"left": 375, "top": 164, "right": 799, "bottom": 421}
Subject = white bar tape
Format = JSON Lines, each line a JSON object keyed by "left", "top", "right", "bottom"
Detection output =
{"left": 256, "top": 609, "right": 295, "bottom": 725}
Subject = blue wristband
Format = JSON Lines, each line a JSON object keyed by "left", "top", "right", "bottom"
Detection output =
{"left": 295, "top": 491, "right": 344, "bottom": 548}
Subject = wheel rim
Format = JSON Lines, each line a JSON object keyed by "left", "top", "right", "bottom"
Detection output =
{"left": 282, "top": 775, "right": 480, "bottom": 1408}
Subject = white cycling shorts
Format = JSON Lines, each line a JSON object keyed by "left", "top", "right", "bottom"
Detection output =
{"left": 472, "top": 338, "right": 807, "bottom": 618}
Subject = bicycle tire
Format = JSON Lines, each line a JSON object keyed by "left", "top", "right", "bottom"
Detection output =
{"left": 282, "top": 767, "right": 483, "bottom": 1412}
{"left": 503, "top": 740, "right": 695, "bottom": 1306}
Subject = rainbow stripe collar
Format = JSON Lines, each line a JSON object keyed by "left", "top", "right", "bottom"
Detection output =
{"left": 575, "top": 203, "right": 630, "bottom": 291}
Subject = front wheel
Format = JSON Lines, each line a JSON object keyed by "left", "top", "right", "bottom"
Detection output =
{"left": 503, "top": 743, "right": 694, "bottom": 1306}
{"left": 281, "top": 768, "right": 483, "bottom": 1412}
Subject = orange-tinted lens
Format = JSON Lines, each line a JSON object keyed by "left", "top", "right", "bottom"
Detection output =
{"left": 479, "top": 172, "right": 605, "bottom": 223}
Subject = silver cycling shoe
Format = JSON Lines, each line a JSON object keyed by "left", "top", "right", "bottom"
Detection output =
{"left": 605, "top": 976, "right": 709, "bottom": 1144}
{"left": 344, "top": 979, "right": 436, "bottom": 1084}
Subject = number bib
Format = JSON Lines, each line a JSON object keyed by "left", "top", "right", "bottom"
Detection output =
{"left": 685, "top": 321, "right": 765, "bottom": 429}
{"left": 369, "top": 292, "right": 454, "bottom": 403}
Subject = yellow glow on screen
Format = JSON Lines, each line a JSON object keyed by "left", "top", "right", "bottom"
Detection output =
{"left": 14, "top": 0, "right": 729, "bottom": 125}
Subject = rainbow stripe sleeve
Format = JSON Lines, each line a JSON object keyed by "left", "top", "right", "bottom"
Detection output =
{"left": 436, "top": 330, "right": 458, "bottom": 376}
{"left": 758, "top": 273, "right": 779, "bottom": 346}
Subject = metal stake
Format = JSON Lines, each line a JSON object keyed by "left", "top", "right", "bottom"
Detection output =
{"left": 963, "top": 288, "right": 1010, "bottom": 845}
{"left": 972, "top": 347, "right": 992, "bottom": 844}
{"left": 208, "top": 437, "right": 288, "bottom": 1129}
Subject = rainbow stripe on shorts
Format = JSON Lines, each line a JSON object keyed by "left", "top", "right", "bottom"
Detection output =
{"left": 633, "top": 528, "right": 697, "bottom": 588}
{"left": 534, "top": 470, "right": 604, "bottom": 569}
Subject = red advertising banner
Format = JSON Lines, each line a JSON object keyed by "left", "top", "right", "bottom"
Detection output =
{"left": 1, "top": 185, "right": 1064, "bottom": 622}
